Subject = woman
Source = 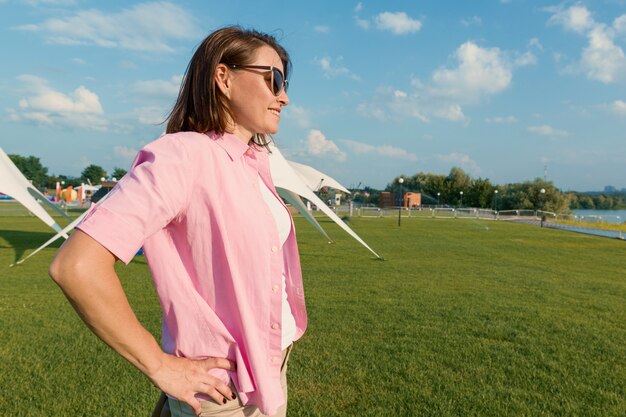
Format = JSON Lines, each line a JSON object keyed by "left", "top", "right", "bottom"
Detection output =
{"left": 49, "top": 27, "right": 307, "bottom": 417}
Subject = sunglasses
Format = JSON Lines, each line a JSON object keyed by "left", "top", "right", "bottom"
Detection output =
{"left": 226, "top": 64, "right": 289, "bottom": 96}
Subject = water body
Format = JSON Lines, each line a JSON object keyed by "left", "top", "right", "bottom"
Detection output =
{"left": 571, "top": 209, "right": 626, "bottom": 224}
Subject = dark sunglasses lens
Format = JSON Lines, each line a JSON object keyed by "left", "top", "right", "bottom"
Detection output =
{"left": 272, "top": 68, "right": 284, "bottom": 95}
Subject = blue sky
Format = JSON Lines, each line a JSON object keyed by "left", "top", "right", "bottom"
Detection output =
{"left": 1, "top": 0, "right": 626, "bottom": 191}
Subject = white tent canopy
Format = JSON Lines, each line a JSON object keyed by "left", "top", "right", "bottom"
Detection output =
{"left": 0, "top": 147, "right": 69, "bottom": 233}
{"left": 268, "top": 144, "right": 381, "bottom": 259}
{"left": 288, "top": 161, "right": 350, "bottom": 193}
{"left": 11, "top": 144, "right": 382, "bottom": 265}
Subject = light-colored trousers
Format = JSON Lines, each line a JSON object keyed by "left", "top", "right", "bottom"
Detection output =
{"left": 168, "top": 346, "right": 292, "bottom": 417}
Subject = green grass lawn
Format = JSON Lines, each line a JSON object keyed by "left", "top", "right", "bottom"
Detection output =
{"left": 1, "top": 215, "right": 624, "bottom": 416}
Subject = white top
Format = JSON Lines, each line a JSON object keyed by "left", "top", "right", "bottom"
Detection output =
{"left": 258, "top": 176, "right": 297, "bottom": 349}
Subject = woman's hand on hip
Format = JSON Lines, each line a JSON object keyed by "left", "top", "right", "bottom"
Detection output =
{"left": 149, "top": 353, "right": 237, "bottom": 415}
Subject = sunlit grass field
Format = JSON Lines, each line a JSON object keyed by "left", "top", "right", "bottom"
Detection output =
{"left": 1, "top": 214, "right": 624, "bottom": 416}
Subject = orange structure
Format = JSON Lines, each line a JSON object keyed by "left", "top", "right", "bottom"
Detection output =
{"left": 404, "top": 192, "right": 421, "bottom": 208}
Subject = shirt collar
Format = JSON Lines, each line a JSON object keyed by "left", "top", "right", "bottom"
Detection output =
{"left": 207, "top": 131, "right": 255, "bottom": 161}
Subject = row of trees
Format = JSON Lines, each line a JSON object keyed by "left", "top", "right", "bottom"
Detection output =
{"left": 569, "top": 192, "right": 626, "bottom": 210}
{"left": 8, "top": 154, "right": 127, "bottom": 189}
{"left": 7, "top": 153, "right": 625, "bottom": 212}
{"left": 385, "top": 167, "right": 571, "bottom": 212}
{"left": 346, "top": 167, "right": 625, "bottom": 212}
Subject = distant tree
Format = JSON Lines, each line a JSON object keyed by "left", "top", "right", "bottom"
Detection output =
{"left": 466, "top": 177, "right": 494, "bottom": 208}
{"left": 446, "top": 167, "right": 473, "bottom": 206}
{"left": 568, "top": 193, "right": 589, "bottom": 209}
{"left": 422, "top": 173, "right": 447, "bottom": 204}
{"left": 81, "top": 164, "right": 107, "bottom": 184}
{"left": 568, "top": 191, "right": 626, "bottom": 210}
{"left": 112, "top": 167, "right": 128, "bottom": 180}
{"left": 8, "top": 154, "right": 48, "bottom": 187}
{"left": 385, "top": 170, "right": 578, "bottom": 213}
{"left": 592, "top": 194, "right": 613, "bottom": 210}
{"left": 497, "top": 178, "right": 570, "bottom": 213}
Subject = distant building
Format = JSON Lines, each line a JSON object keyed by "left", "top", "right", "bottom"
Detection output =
{"left": 604, "top": 185, "right": 617, "bottom": 194}
{"left": 404, "top": 192, "right": 421, "bottom": 208}
{"left": 379, "top": 191, "right": 396, "bottom": 208}
{"left": 379, "top": 191, "right": 422, "bottom": 208}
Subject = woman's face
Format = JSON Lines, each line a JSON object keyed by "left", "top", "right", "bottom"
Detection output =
{"left": 227, "top": 45, "right": 289, "bottom": 143}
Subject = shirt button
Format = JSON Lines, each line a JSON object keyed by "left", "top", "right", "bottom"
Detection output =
{"left": 272, "top": 284, "right": 279, "bottom": 293}
{"left": 271, "top": 246, "right": 278, "bottom": 253}
{"left": 271, "top": 323, "right": 280, "bottom": 330}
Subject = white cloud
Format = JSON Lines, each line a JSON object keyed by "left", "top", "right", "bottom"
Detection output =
{"left": 314, "top": 25, "right": 330, "bottom": 34}
{"left": 355, "top": 16, "right": 370, "bottom": 30}
{"left": 431, "top": 42, "right": 512, "bottom": 100}
{"left": 315, "top": 56, "right": 360, "bottom": 80}
{"left": 354, "top": 2, "right": 363, "bottom": 12}
{"left": 461, "top": 16, "right": 482, "bottom": 27}
{"left": 485, "top": 116, "right": 518, "bottom": 124}
{"left": 615, "top": 14, "right": 626, "bottom": 34}
{"left": 285, "top": 105, "right": 311, "bottom": 128}
{"left": 72, "top": 57, "right": 86, "bottom": 65}
{"left": 374, "top": 11, "right": 422, "bottom": 35}
{"left": 132, "top": 75, "right": 183, "bottom": 99}
{"left": 114, "top": 146, "right": 138, "bottom": 160}
{"left": 17, "top": 75, "right": 103, "bottom": 114}
{"left": 342, "top": 139, "right": 417, "bottom": 160}
{"left": 529, "top": 37, "right": 544, "bottom": 51}
{"left": 548, "top": 5, "right": 626, "bottom": 84}
{"left": 356, "top": 101, "right": 389, "bottom": 122}
{"left": 432, "top": 104, "right": 466, "bottom": 121}
{"left": 438, "top": 153, "right": 481, "bottom": 175}
{"left": 132, "top": 106, "right": 169, "bottom": 125}
{"left": 610, "top": 99, "right": 626, "bottom": 116}
{"left": 357, "top": 41, "right": 534, "bottom": 123}
{"left": 514, "top": 51, "right": 537, "bottom": 66}
{"left": 527, "top": 125, "right": 569, "bottom": 137}
{"left": 306, "top": 129, "right": 346, "bottom": 161}
{"left": 581, "top": 25, "right": 626, "bottom": 83}
{"left": 357, "top": 86, "right": 430, "bottom": 123}
{"left": 9, "top": 74, "right": 107, "bottom": 130}
{"left": 15, "top": 2, "right": 199, "bottom": 52}
{"left": 548, "top": 5, "right": 595, "bottom": 33}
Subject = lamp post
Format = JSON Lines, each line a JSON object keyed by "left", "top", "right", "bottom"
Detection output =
{"left": 437, "top": 192, "right": 440, "bottom": 208}
{"left": 398, "top": 177, "right": 404, "bottom": 226}
{"left": 459, "top": 191, "right": 463, "bottom": 208}
{"left": 539, "top": 188, "right": 546, "bottom": 227}
{"left": 493, "top": 189, "right": 498, "bottom": 212}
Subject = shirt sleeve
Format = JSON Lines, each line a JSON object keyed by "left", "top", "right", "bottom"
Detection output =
{"left": 77, "top": 135, "right": 193, "bottom": 264}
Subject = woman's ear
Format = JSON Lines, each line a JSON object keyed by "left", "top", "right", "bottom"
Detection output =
{"left": 215, "top": 64, "right": 231, "bottom": 98}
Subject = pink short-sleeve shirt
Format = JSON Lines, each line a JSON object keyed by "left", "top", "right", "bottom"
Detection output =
{"left": 77, "top": 131, "right": 307, "bottom": 415}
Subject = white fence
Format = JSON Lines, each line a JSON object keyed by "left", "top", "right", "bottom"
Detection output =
{"left": 325, "top": 205, "right": 564, "bottom": 222}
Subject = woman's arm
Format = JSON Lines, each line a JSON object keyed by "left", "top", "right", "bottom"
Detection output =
{"left": 49, "top": 230, "right": 236, "bottom": 415}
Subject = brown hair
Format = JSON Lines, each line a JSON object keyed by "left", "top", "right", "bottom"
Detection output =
{"left": 166, "top": 26, "right": 290, "bottom": 146}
